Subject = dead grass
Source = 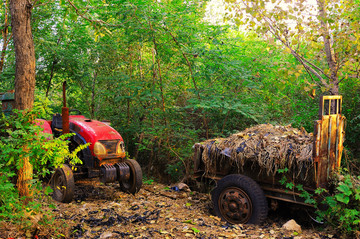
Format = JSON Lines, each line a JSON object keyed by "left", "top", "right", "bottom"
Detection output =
{"left": 200, "top": 124, "right": 314, "bottom": 178}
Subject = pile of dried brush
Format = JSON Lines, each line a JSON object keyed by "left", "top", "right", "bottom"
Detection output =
{"left": 200, "top": 124, "right": 314, "bottom": 176}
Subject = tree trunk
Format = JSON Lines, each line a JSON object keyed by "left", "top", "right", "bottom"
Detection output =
{"left": 0, "top": 0, "right": 11, "bottom": 73}
{"left": 317, "top": 0, "right": 339, "bottom": 95}
{"left": 17, "top": 146, "right": 33, "bottom": 203}
{"left": 10, "top": 0, "right": 35, "bottom": 109}
{"left": 10, "top": 0, "right": 36, "bottom": 202}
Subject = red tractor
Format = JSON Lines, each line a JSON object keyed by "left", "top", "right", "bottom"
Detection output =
{"left": 1, "top": 83, "right": 142, "bottom": 203}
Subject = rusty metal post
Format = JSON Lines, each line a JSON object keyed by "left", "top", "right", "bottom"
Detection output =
{"left": 62, "top": 81, "right": 70, "bottom": 135}
{"left": 313, "top": 95, "right": 345, "bottom": 188}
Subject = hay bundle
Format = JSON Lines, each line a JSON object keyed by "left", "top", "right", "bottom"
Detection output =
{"left": 200, "top": 124, "right": 314, "bottom": 176}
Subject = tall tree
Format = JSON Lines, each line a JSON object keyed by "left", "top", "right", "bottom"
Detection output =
{"left": 224, "top": 0, "right": 360, "bottom": 95}
{"left": 9, "top": 0, "right": 36, "bottom": 201}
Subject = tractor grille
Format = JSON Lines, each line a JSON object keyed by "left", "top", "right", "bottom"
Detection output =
{"left": 99, "top": 140, "right": 119, "bottom": 156}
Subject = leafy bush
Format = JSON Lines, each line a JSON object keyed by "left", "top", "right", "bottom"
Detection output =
{"left": 279, "top": 167, "right": 360, "bottom": 236}
{"left": 0, "top": 108, "right": 80, "bottom": 229}
{"left": 314, "top": 172, "right": 360, "bottom": 236}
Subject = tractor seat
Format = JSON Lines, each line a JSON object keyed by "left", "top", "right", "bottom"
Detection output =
{"left": 52, "top": 113, "right": 63, "bottom": 136}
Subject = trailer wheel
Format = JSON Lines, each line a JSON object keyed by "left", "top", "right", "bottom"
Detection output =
{"left": 51, "top": 164, "right": 75, "bottom": 203}
{"left": 120, "top": 159, "right": 142, "bottom": 194}
{"left": 212, "top": 174, "right": 268, "bottom": 225}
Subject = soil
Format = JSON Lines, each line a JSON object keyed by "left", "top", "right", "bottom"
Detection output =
{"left": 1, "top": 179, "right": 336, "bottom": 239}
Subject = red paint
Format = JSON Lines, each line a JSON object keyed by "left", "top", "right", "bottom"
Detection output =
{"left": 34, "top": 119, "right": 53, "bottom": 137}
{"left": 69, "top": 115, "right": 123, "bottom": 154}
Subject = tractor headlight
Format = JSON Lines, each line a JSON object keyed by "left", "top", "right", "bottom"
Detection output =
{"left": 94, "top": 141, "right": 107, "bottom": 157}
{"left": 116, "top": 141, "right": 126, "bottom": 157}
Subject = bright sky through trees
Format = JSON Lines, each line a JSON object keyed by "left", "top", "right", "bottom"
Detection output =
{"left": 204, "top": 0, "right": 318, "bottom": 28}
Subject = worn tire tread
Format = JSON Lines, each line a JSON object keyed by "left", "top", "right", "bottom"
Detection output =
{"left": 212, "top": 174, "right": 268, "bottom": 224}
{"left": 51, "top": 164, "right": 75, "bottom": 203}
{"left": 120, "top": 159, "right": 143, "bottom": 194}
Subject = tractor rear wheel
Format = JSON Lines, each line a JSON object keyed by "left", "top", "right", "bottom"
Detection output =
{"left": 120, "top": 159, "right": 142, "bottom": 194}
{"left": 51, "top": 164, "right": 75, "bottom": 203}
{"left": 212, "top": 174, "right": 268, "bottom": 225}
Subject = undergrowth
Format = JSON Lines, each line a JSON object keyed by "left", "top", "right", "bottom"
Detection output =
{"left": 314, "top": 171, "right": 360, "bottom": 237}
{"left": 279, "top": 168, "right": 360, "bottom": 237}
{"left": 0, "top": 107, "right": 81, "bottom": 235}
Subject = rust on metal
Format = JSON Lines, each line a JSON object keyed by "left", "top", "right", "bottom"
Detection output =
{"left": 115, "top": 162, "right": 131, "bottom": 181}
{"left": 63, "top": 81, "right": 67, "bottom": 108}
{"left": 62, "top": 107, "right": 70, "bottom": 134}
{"left": 218, "top": 187, "right": 252, "bottom": 224}
{"left": 100, "top": 158, "right": 123, "bottom": 166}
{"left": 62, "top": 81, "right": 70, "bottom": 135}
{"left": 264, "top": 195, "right": 314, "bottom": 207}
{"left": 261, "top": 185, "right": 315, "bottom": 207}
{"left": 313, "top": 95, "right": 345, "bottom": 188}
{"left": 100, "top": 164, "right": 117, "bottom": 183}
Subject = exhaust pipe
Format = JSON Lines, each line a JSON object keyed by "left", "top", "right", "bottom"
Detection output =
{"left": 62, "top": 81, "right": 70, "bottom": 135}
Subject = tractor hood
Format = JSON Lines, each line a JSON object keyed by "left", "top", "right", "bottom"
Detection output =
{"left": 69, "top": 115, "right": 124, "bottom": 149}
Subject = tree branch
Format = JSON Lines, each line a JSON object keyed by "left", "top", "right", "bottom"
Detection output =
{"left": 66, "top": 0, "right": 107, "bottom": 25}
{"left": 241, "top": 0, "right": 331, "bottom": 89}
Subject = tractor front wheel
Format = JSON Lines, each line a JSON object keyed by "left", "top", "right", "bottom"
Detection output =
{"left": 51, "top": 164, "right": 75, "bottom": 203}
{"left": 120, "top": 159, "right": 142, "bottom": 194}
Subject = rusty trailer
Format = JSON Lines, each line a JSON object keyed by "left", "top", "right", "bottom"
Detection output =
{"left": 193, "top": 95, "right": 346, "bottom": 224}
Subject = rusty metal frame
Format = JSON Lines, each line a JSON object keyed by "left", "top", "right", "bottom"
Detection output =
{"left": 313, "top": 95, "right": 345, "bottom": 188}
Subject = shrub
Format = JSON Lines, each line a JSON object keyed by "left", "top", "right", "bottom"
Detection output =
{"left": 315, "top": 172, "right": 360, "bottom": 236}
{"left": 279, "top": 167, "right": 360, "bottom": 237}
{"left": 0, "top": 108, "right": 80, "bottom": 230}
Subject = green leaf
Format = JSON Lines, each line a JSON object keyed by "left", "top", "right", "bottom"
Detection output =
{"left": 325, "top": 196, "right": 337, "bottom": 208}
{"left": 183, "top": 219, "right": 196, "bottom": 225}
{"left": 315, "top": 187, "right": 326, "bottom": 194}
{"left": 337, "top": 183, "right": 352, "bottom": 196}
{"left": 191, "top": 227, "right": 200, "bottom": 234}
{"left": 286, "top": 182, "right": 294, "bottom": 190}
{"left": 335, "top": 193, "right": 350, "bottom": 204}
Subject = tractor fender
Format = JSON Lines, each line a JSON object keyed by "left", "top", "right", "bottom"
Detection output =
{"left": 34, "top": 119, "right": 53, "bottom": 138}
{"left": 69, "top": 130, "right": 94, "bottom": 168}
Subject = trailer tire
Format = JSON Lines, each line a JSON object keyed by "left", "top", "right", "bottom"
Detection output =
{"left": 212, "top": 174, "right": 268, "bottom": 225}
{"left": 51, "top": 164, "right": 75, "bottom": 203}
{"left": 120, "top": 159, "right": 142, "bottom": 194}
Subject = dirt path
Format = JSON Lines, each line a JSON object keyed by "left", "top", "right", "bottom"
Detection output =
{"left": 2, "top": 179, "right": 335, "bottom": 238}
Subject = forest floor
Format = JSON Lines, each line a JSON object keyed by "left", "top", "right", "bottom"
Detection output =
{"left": 1, "top": 179, "right": 337, "bottom": 239}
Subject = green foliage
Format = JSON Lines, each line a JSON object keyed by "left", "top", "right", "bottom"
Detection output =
{"left": 1, "top": 0, "right": 360, "bottom": 236}
{"left": 143, "top": 177, "right": 154, "bottom": 185}
{"left": 0, "top": 170, "right": 22, "bottom": 222}
{"left": 0, "top": 108, "right": 80, "bottom": 227}
{"left": 279, "top": 168, "right": 360, "bottom": 237}
{"left": 165, "top": 161, "right": 183, "bottom": 182}
{"left": 315, "top": 173, "right": 360, "bottom": 235}
{"left": 1, "top": 0, "right": 360, "bottom": 184}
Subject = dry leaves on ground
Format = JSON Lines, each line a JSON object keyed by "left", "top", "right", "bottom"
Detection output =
{"left": 1, "top": 179, "right": 335, "bottom": 239}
